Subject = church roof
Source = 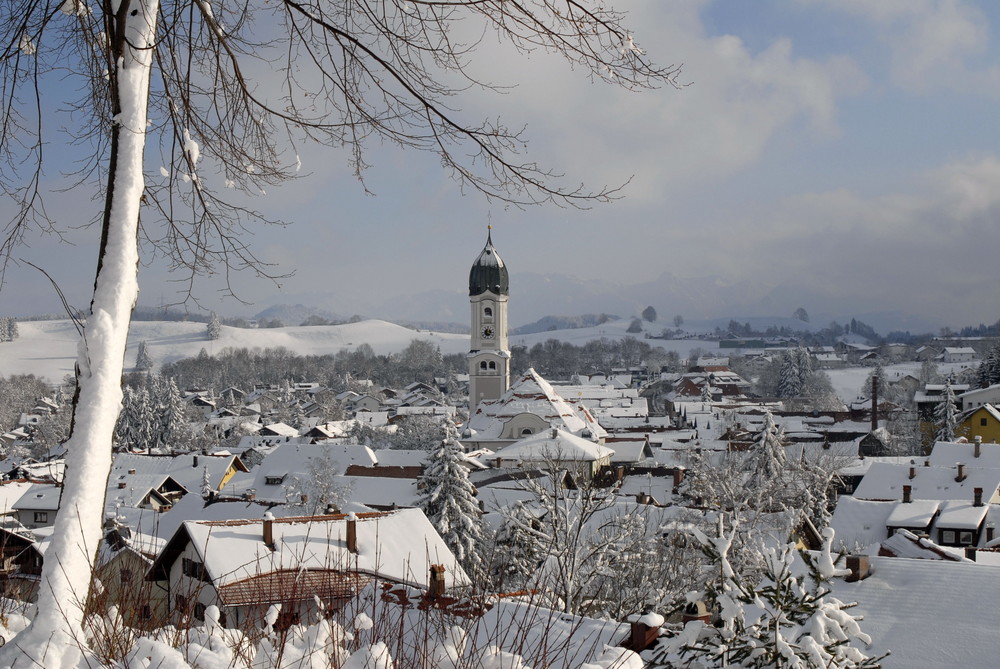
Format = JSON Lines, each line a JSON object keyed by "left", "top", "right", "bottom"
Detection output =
{"left": 469, "top": 229, "right": 509, "bottom": 296}
{"left": 466, "top": 368, "right": 607, "bottom": 441}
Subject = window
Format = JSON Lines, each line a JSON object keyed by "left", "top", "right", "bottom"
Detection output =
{"left": 960, "top": 531, "right": 975, "bottom": 545}
{"left": 941, "top": 530, "right": 956, "bottom": 544}
{"left": 194, "top": 603, "right": 206, "bottom": 621}
{"left": 264, "top": 474, "right": 286, "bottom": 485}
{"left": 175, "top": 594, "right": 189, "bottom": 611}
{"left": 488, "top": 361, "right": 496, "bottom": 370}
{"left": 120, "top": 568, "right": 133, "bottom": 584}
{"left": 483, "top": 306, "right": 493, "bottom": 320}
{"left": 480, "top": 361, "right": 487, "bottom": 370}
{"left": 182, "top": 557, "right": 208, "bottom": 581}
{"left": 982, "top": 418, "right": 989, "bottom": 426}
{"left": 33, "top": 512, "right": 48, "bottom": 524}
{"left": 140, "top": 605, "right": 152, "bottom": 620}
{"left": 521, "top": 428, "right": 533, "bottom": 436}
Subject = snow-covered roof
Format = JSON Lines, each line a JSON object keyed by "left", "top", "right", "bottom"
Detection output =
{"left": 109, "top": 452, "right": 246, "bottom": 494}
{"left": 12, "top": 483, "right": 61, "bottom": 511}
{"left": 829, "top": 557, "right": 1000, "bottom": 666}
{"left": 927, "top": 439, "right": 1000, "bottom": 468}
{"left": 879, "top": 529, "right": 969, "bottom": 562}
{"left": 249, "top": 443, "right": 379, "bottom": 502}
{"left": 828, "top": 496, "right": 894, "bottom": 552}
{"left": 493, "top": 428, "right": 614, "bottom": 464}
{"left": 467, "top": 369, "right": 607, "bottom": 441}
{"left": 885, "top": 500, "right": 940, "bottom": 528}
{"left": 935, "top": 499, "right": 990, "bottom": 530}
{"left": 153, "top": 508, "right": 469, "bottom": 592}
{"left": 853, "top": 461, "right": 1000, "bottom": 502}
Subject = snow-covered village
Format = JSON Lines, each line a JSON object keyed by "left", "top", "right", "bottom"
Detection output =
{"left": 4, "top": 1, "right": 1000, "bottom": 668}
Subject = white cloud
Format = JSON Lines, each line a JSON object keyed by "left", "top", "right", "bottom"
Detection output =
{"left": 455, "top": 3, "right": 866, "bottom": 204}
{"left": 810, "top": 0, "right": 1000, "bottom": 94}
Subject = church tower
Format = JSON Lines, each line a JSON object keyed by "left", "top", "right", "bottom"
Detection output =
{"left": 468, "top": 227, "right": 511, "bottom": 408}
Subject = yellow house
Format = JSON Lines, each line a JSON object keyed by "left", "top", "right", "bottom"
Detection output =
{"left": 958, "top": 404, "right": 1000, "bottom": 443}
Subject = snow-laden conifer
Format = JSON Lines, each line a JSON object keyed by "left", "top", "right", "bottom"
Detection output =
{"left": 417, "top": 423, "right": 485, "bottom": 581}
{"left": 935, "top": 381, "right": 958, "bottom": 442}
{"left": 667, "top": 522, "right": 885, "bottom": 668}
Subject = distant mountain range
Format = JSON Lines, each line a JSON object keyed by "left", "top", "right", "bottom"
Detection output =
{"left": 250, "top": 270, "right": 947, "bottom": 336}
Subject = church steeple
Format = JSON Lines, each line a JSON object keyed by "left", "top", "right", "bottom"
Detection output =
{"left": 468, "top": 227, "right": 509, "bottom": 296}
{"left": 468, "top": 227, "right": 511, "bottom": 408}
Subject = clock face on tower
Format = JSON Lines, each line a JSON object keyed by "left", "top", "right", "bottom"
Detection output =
{"left": 481, "top": 325, "right": 495, "bottom": 339}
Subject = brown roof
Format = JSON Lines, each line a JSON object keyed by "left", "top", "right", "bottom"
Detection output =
{"left": 218, "top": 569, "right": 370, "bottom": 607}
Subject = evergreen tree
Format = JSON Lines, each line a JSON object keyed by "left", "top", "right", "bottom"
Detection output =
{"left": 668, "top": 524, "right": 885, "bottom": 668}
{"left": 8, "top": 317, "right": 18, "bottom": 341}
{"left": 777, "top": 352, "right": 802, "bottom": 397}
{"left": 417, "top": 424, "right": 485, "bottom": 581}
{"left": 207, "top": 311, "right": 222, "bottom": 340}
{"left": 0, "top": 317, "right": 10, "bottom": 342}
{"left": 748, "top": 410, "right": 786, "bottom": 484}
{"left": 862, "top": 363, "right": 887, "bottom": 400}
{"left": 642, "top": 305, "right": 657, "bottom": 323}
{"left": 935, "top": 382, "right": 959, "bottom": 442}
{"left": 135, "top": 340, "right": 153, "bottom": 371}
{"left": 701, "top": 379, "right": 713, "bottom": 403}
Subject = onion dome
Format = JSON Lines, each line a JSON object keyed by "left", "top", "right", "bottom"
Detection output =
{"left": 468, "top": 228, "right": 509, "bottom": 296}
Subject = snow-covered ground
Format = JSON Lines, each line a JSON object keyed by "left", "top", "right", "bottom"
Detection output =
{"left": 2, "top": 317, "right": 721, "bottom": 383}
{"left": 0, "top": 319, "right": 471, "bottom": 382}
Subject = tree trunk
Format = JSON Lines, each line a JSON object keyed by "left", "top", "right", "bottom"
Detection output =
{"left": 0, "top": 1, "right": 159, "bottom": 666}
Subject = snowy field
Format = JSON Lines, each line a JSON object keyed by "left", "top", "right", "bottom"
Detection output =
{"left": 0, "top": 317, "right": 721, "bottom": 383}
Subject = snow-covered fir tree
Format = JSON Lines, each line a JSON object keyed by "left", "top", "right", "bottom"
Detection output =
{"left": 701, "top": 379, "right": 713, "bottom": 403}
{"left": 667, "top": 523, "right": 885, "bottom": 668}
{"left": 417, "top": 423, "right": 485, "bottom": 581}
{"left": 135, "top": 340, "right": 153, "bottom": 371}
{"left": 777, "top": 352, "right": 802, "bottom": 398}
{"left": 935, "top": 382, "right": 959, "bottom": 442}
{"left": 207, "top": 311, "right": 222, "bottom": 340}
{"left": 748, "top": 410, "right": 786, "bottom": 484}
{"left": 977, "top": 341, "right": 1000, "bottom": 388}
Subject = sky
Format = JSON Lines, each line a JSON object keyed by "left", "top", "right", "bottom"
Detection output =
{"left": 3, "top": 0, "right": 1000, "bottom": 331}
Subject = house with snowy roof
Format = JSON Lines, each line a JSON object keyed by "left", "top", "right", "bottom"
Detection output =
{"left": 491, "top": 428, "right": 614, "bottom": 479}
{"left": 847, "top": 456, "right": 1000, "bottom": 549}
{"left": 109, "top": 452, "right": 249, "bottom": 499}
{"left": 940, "top": 346, "right": 977, "bottom": 363}
{"left": 463, "top": 368, "right": 607, "bottom": 452}
{"left": 12, "top": 483, "right": 61, "bottom": 529}
{"left": 958, "top": 383, "right": 1000, "bottom": 411}
{"left": 145, "top": 508, "right": 469, "bottom": 629}
{"left": 957, "top": 405, "right": 1000, "bottom": 442}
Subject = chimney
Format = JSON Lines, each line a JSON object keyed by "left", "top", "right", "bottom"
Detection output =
{"left": 263, "top": 513, "right": 275, "bottom": 550}
{"left": 909, "top": 464, "right": 916, "bottom": 480}
{"left": 957, "top": 463, "right": 967, "bottom": 482}
{"left": 127, "top": 469, "right": 136, "bottom": 475}
{"left": 300, "top": 494, "right": 309, "bottom": 505}
{"left": 902, "top": 485, "right": 912, "bottom": 503}
{"left": 974, "top": 487, "right": 984, "bottom": 507}
{"left": 672, "top": 468, "right": 685, "bottom": 490}
{"left": 636, "top": 492, "right": 652, "bottom": 505}
{"left": 628, "top": 612, "right": 663, "bottom": 652}
{"left": 965, "top": 547, "right": 977, "bottom": 562}
{"left": 681, "top": 602, "right": 710, "bottom": 625}
{"left": 975, "top": 436, "right": 982, "bottom": 458}
{"left": 346, "top": 513, "right": 358, "bottom": 554}
{"left": 428, "top": 564, "right": 446, "bottom": 599}
{"left": 193, "top": 454, "right": 199, "bottom": 468}
{"left": 845, "top": 555, "right": 871, "bottom": 582}
{"left": 118, "top": 481, "right": 127, "bottom": 489}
